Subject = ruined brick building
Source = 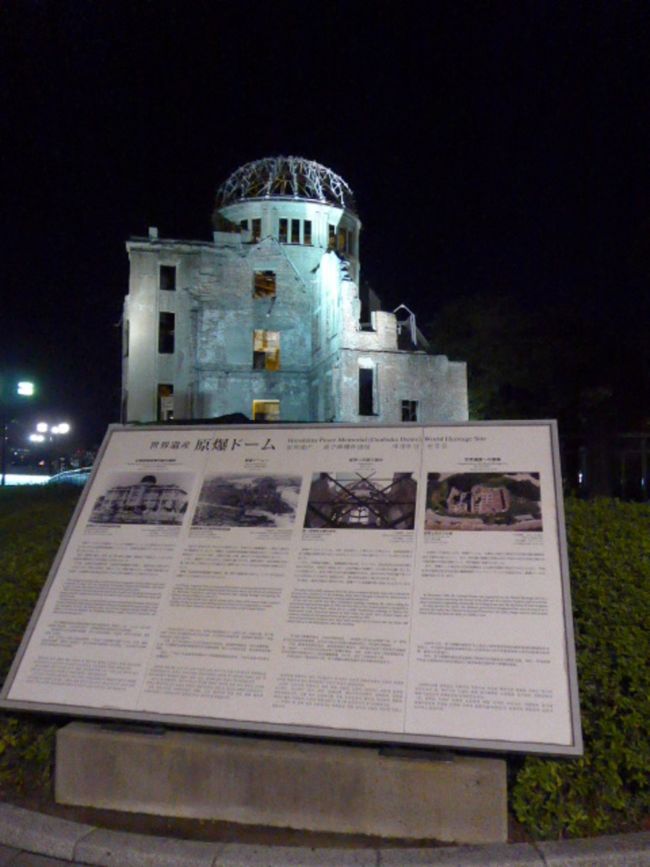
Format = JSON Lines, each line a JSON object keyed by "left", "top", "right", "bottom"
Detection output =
{"left": 122, "top": 156, "right": 468, "bottom": 424}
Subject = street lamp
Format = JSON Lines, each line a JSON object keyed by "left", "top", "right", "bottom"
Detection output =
{"left": 27, "top": 420, "right": 72, "bottom": 477}
{"left": 1, "top": 379, "right": 36, "bottom": 486}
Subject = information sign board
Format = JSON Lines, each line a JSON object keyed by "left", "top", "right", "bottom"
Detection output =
{"left": 0, "top": 422, "right": 582, "bottom": 754}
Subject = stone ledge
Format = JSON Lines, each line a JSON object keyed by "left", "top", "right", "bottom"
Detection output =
{"left": 0, "top": 802, "right": 94, "bottom": 861}
{"left": 538, "top": 831, "right": 650, "bottom": 866}
{"left": 0, "top": 802, "right": 648, "bottom": 867}
{"left": 74, "top": 827, "right": 221, "bottom": 867}
{"left": 379, "top": 843, "right": 543, "bottom": 865}
{"left": 55, "top": 722, "right": 507, "bottom": 844}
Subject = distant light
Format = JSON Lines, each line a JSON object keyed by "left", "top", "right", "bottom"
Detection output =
{"left": 17, "top": 381, "right": 34, "bottom": 396}
{"left": 578, "top": 472, "right": 584, "bottom": 484}
{"left": 36, "top": 422, "right": 49, "bottom": 433}
{"left": 3, "top": 474, "right": 49, "bottom": 486}
{"left": 29, "top": 434, "right": 45, "bottom": 443}
{"left": 52, "top": 423, "right": 71, "bottom": 435}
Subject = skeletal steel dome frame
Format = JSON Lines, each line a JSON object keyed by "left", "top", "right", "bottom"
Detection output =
{"left": 215, "top": 156, "right": 357, "bottom": 214}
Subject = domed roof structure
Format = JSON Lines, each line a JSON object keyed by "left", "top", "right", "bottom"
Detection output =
{"left": 215, "top": 156, "right": 357, "bottom": 214}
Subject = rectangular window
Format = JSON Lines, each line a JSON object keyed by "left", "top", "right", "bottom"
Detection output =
{"left": 328, "top": 224, "right": 336, "bottom": 247}
{"left": 240, "top": 219, "right": 249, "bottom": 232}
{"left": 253, "top": 270, "right": 276, "bottom": 298}
{"left": 252, "top": 218, "right": 262, "bottom": 240}
{"left": 291, "top": 219, "right": 300, "bottom": 243}
{"left": 303, "top": 220, "right": 312, "bottom": 245}
{"left": 157, "top": 384, "right": 174, "bottom": 421}
{"left": 158, "top": 312, "right": 175, "bottom": 354}
{"left": 160, "top": 265, "right": 176, "bottom": 291}
{"left": 359, "top": 368, "right": 374, "bottom": 415}
{"left": 279, "top": 218, "right": 288, "bottom": 243}
{"left": 338, "top": 228, "right": 347, "bottom": 251}
{"left": 401, "top": 400, "right": 418, "bottom": 422}
{"left": 252, "top": 399, "right": 280, "bottom": 422}
{"left": 253, "top": 330, "right": 280, "bottom": 371}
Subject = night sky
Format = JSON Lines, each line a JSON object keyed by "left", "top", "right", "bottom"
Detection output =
{"left": 2, "top": 1, "right": 650, "bottom": 445}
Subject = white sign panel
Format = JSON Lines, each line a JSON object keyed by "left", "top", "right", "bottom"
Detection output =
{"left": 1, "top": 422, "right": 582, "bottom": 755}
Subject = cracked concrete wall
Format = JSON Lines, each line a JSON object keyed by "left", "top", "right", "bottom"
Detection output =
{"left": 194, "top": 237, "right": 313, "bottom": 420}
{"left": 123, "top": 200, "right": 468, "bottom": 425}
{"left": 312, "top": 250, "right": 468, "bottom": 424}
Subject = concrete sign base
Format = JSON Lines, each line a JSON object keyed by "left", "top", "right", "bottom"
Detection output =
{"left": 55, "top": 722, "right": 507, "bottom": 843}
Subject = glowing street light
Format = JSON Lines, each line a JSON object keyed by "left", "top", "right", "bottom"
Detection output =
{"left": 27, "top": 420, "right": 72, "bottom": 477}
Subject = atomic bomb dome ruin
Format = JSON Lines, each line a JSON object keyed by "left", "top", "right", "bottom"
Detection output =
{"left": 121, "top": 156, "right": 468, "bottom": 424}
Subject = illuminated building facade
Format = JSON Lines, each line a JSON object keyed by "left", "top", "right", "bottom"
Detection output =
{"left": 122, "top": 156, "right": 468, "bottom": 424}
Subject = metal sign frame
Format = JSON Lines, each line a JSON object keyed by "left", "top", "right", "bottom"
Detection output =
{"left": 0, "top": 421, "right": 582, "bottom": 756}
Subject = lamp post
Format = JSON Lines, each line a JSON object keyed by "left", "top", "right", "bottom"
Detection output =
{"left": 29, "top": 421, "right": 72, "bottom": 476}
{"left": 1, "top": 380, "right": 36, "bottom": 486}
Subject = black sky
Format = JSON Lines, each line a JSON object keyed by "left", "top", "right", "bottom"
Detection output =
{"left": 2, "top": 1, "right": 649, "bottom": 444}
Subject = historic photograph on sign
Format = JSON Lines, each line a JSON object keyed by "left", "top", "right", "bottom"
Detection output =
{"left": 192, "top": 473, "right": 301, "bottom": 527}
{"left": 424, "top": 472, "right": 542, "bottom": 531}
{"left": 304, "top": 471, "right": 417, "bottom": 529}
{"left": 89, "top": 472, "right": 192, "bottom": 525}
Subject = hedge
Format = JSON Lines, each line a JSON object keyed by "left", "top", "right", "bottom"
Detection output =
{"left": 511, "top": 498, "right": 650, "bottom": 837}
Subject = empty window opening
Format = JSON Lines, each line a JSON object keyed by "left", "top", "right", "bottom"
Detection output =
{"left": 157, "top": 384, "right": 174, "bottom": 421}
{"left": 253, "top": 330, "right": 280, "bottom": 371}
{"left": 303, "top": 220, "right": 312, "bottom": 245}
{"left": 158, "top": 312, "right": 175, "bottom": 354}
{"left": 328, "top": 224, "right": 336, "bottom": 248}
{"left": 252, "top": 400, "right": 280, "bottom": 422}
{"left": 338, "top": 228, "right": 347, "bottom": 252}
{"left": 291, "top": 219, "right": 300, "bottom": 243}
{"left": 253, "top": 271, "right": 276, "bottom": 298}
{"left": 252, "top": 218, "right": 262, "bottom": 240}
{"left": 359, "top": 367, "right": 375, "bottom": 416}
{"left": 240, "top": 219, "right": 249, "bottom": 232}
{"left": 279, "top": 218, "right": 288, "bottom": 243}
{"left": 359, "top": 283, "right": 373, "bottom": 330}
{"left": 160, "top": 265, "right": 176, "bottom": 291}
{"left": 401, "top": 400, "right": 418, "bottom": 422}
{"left": 394, "top": 304, "right": 417, "bottom": 349}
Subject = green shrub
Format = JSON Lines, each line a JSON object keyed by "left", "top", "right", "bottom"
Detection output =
{"left": 512, "top": 498, "right": 650, "bottom": 838}
{"left": 0, "top": 716, "right": 56, "bottom": 794}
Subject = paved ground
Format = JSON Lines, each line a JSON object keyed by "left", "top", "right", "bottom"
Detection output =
{"left": 0, "top": 803, "right": 648, "bottom": 866}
